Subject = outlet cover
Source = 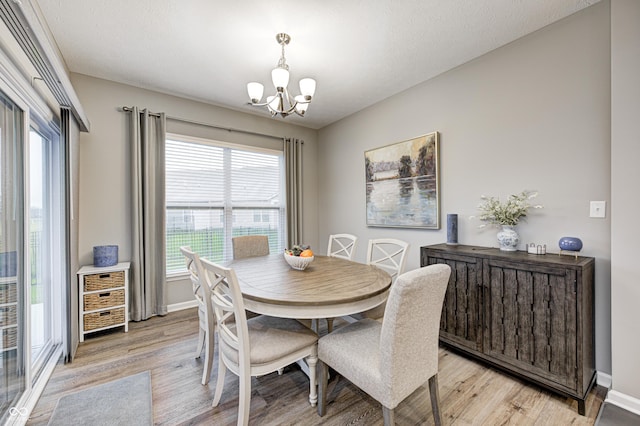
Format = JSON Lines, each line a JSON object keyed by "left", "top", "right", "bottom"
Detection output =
{"left": 590, "top": 201, "right": 606, "bottom": 218}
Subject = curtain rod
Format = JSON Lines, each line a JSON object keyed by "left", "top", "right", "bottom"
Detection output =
{"left": 120, "top": 106, "right": 284, "bottom": 141}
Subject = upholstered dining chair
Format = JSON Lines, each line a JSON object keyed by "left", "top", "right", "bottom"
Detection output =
{"left": 326, "top": 233, "right": 358, "bottom": 260}
{"left": 180, "top": 246, "right": 215, "bottom": 385}
{"left": 317, "top": 263, "right": 452, "bottom": 426}
{"left": 201, "top": 257, "right": 319, "bottom": 426}
{"left": 232, "top": 235, "right": 269, "bottom": 259}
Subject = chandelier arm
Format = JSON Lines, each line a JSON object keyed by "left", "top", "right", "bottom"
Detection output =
{"left": 283, "top": 87, "right": 297, "bottom": 110}
{"left": 247, "top": 101, "right": 271, "bottom": 107}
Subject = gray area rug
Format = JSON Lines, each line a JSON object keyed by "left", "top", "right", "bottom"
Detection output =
{"left": 595, "top": 402, "right": 640, "bottom": 426}
{"left": 48, "top": 371, "right": 152, "bottom": 426}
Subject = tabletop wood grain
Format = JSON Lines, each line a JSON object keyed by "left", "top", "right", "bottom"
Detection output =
{"left": 226, "top": 254, "right": 391, "bottom": 307}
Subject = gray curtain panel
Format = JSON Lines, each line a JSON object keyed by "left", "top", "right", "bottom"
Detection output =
{"left": 129, "top": 107, "right": 167, "bottom": 321}
{"left": 284, "top": 138, "right": 303, "bottom": 247}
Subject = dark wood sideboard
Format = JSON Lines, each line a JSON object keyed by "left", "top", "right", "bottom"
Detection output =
{"left": 421, "top": 244, "right": 596, "bottom": 415}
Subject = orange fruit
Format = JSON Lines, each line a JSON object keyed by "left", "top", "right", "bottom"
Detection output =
{"left": 300, "top": 249, "right": 314, "bottom": 257}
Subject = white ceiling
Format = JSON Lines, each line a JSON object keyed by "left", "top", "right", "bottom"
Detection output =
{"left": 35, "top": 0, "right": 599, "bottom": 130}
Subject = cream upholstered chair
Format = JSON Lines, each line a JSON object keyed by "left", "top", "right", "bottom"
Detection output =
{"left": 317, "top": 263, "right": 452, "bottom": 426}
{"left": 231, "top": 235, "right": 269, "bottom": 259}
{"left": 326, "top": 233, "right": 358, "bottom": 260}
{"left": 180, "top": 246, "right": 215, "bottom": 385}
{"left": 201, "top": 257, "right": 319, "bottom": 426}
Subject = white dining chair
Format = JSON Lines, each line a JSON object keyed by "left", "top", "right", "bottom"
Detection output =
{"left": 201, "top": 257, "right": 319, "bottom": 426}
{"left": 319, "top": 233, "right": 360, "bottom": 333}
{"left": 366, "top": 238, "right": 409, "bottom": 284}
{"left": 317, "top": 263, "right": 452, "bottom": 425}
{"left": 343, "top": 238, "right": 409, "bottom": 323}
{"left": 232, "top": 235, "right": 269, "bottom": 259}
{"left": 326, "top": 233, "right": 358, "bottom": 260}
{"left": 180, "top": 246, "right": 215, "bottom": 385}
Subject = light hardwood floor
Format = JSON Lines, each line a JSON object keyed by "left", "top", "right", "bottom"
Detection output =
{"left": 27, "top": 308, "right": 606, "bottom": 425}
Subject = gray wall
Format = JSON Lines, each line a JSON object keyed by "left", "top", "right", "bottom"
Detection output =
{"left": 611, "top": 0, "right": 640, "bottom": 402}
{"left": 71, "top": 73, "right": 319, "bottom": 305}
{"left": 318, "top": 2, "right": 612, "bottom": 375}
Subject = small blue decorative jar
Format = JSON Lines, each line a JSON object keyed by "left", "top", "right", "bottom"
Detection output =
{"left": 0, "top": 251, "right": 17, "bottom": 277}
{"left": 93, "top": 245, "right": 119, "bottom": 267}
{"left": 558, "top": 237, "right": 583, "bottom": 252}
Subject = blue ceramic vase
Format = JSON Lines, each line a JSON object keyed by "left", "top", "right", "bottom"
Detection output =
{"left": 497, "top": 226, "right": 519, "bottom": 251}
{"left": 446, "top": 214, "right": 458, "bottom": 245}
{"left": 558, "top": 237, "right": 582, "bottom": 252}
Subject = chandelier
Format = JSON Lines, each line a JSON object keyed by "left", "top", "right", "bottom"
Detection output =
{"left": 247, "top": 33, "right": 316, "bottom": 118}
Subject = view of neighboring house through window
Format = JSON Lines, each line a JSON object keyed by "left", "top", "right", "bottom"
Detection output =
{"left": 165, "top": 135, "right": 285, "bottom": 274}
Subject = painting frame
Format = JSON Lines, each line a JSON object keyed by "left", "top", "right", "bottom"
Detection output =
{"left": 365, "top": 132, "right": 440, "bottom": 229}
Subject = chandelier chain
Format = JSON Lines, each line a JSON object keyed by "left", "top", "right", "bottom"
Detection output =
{"left": 278, "top": 42, "right": 289, "bottom": 70}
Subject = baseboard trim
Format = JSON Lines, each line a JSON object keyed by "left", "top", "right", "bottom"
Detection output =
{"left": 167, "top": 300, "right": 198, "bottom": 312}
{"left": 606, "top": 390, "right": 640, "bottom": 416}
{"left": 597, "top": 371, "right": 612, "bottom": 389}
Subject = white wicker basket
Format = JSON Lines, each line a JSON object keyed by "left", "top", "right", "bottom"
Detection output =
{"left": 283, "top": 253, "right": 314, "bottom": 270}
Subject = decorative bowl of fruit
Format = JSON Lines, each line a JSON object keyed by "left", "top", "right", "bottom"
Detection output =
{"left": 284, "top": 245, "right": 314, "bottom": 270}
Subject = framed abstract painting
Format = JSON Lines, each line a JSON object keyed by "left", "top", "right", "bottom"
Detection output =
{"left": 365, "top": 132, "right": 440, "bottom": 229}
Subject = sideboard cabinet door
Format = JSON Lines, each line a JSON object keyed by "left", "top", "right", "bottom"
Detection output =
{"left": 483, "top": 259, "right": 578, "bottom": 391}
{"left": 421, "top": 249, "right": 482, "bottom": 352}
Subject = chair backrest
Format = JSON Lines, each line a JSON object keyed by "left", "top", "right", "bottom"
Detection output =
{"left": 327, "top": 233, "right": 358, "bottom": 260}
{"left": 180, "top": 246, "right": 213, "bottom": 328}
{"left": 366, "top": 238, "right": 409, "bottom": 283}
{"left": 232, "top": 235, "right": 270, "bottom": 259}
{"left": 200, "top": 257, "right": 250, "bottom": 376}
{"left": 379, "top": 264, "right": 451, "bottom": 405}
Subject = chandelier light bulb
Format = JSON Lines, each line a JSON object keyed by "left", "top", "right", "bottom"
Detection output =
{"left": 271, "top": 67, "right": 290, "bottom": 90}
{"left": 246, "top": 33, "right": 316, "bottom": 118}
{"left": 247, "top": 82, "right": 264, "bottom": 103}
{"left": 267, "top": 95, "right": 281, "bottom": 114}
{"left": 294, "top": 95, "right": 309, "bottom": 115}
{"left": 299, "top": 78, "right": 316, "bottom": 100}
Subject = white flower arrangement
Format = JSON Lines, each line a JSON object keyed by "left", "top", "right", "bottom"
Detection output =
{"left": 476, "top": 190, "right": 543, "bottom": 227}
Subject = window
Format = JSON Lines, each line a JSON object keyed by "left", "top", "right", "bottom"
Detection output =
{"left": 165, "top": 135, "right": 285, "bottom": 274}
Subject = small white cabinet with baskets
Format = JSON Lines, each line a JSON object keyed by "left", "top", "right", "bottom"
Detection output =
{"left": 78, "top": 262, "right": 130, "bottom": 342}
{"left": 0, "top": 276, "right": 18, "bottom": 352}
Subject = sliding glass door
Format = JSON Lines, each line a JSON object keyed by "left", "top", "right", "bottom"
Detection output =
{"left": 0, "top": 90, "right": 26, "bottom": 423}
{"left": 0, "top": 89, "right": 65, "bottom": 423}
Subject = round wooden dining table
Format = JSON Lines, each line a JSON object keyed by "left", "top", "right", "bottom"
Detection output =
{"left": 225, "top": 254, "right": 392, "bottom": 319}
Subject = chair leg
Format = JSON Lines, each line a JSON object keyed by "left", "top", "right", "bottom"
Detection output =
{"left": 307, "top": 353, "right": 318, "bottom": 406}
{"left": 326, "top": 318, "right": 334, "bottom": 333}
{"left": 212, "top": 356, "right": 227, "bottom": 407}
{"left": 201, "top": 329, "right": 215, "bottom": 385}
{"left": 382, "top": 406, "right": 395, "bottom": 426}
{"left": 195, "top": 326, "right": 205, "bottom": 358}
{"left": 428, "top": 374, "right": 442, "bottom": 426}
{"left": 237, "top": 369, "right": 252, "bottom": 426}
{"left": 317, "top": 360, "right": 329, "bottom": 416}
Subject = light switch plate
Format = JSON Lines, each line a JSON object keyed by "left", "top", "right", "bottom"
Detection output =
{"left": 590, "top": 201, "right": 606, "bottom": 218}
